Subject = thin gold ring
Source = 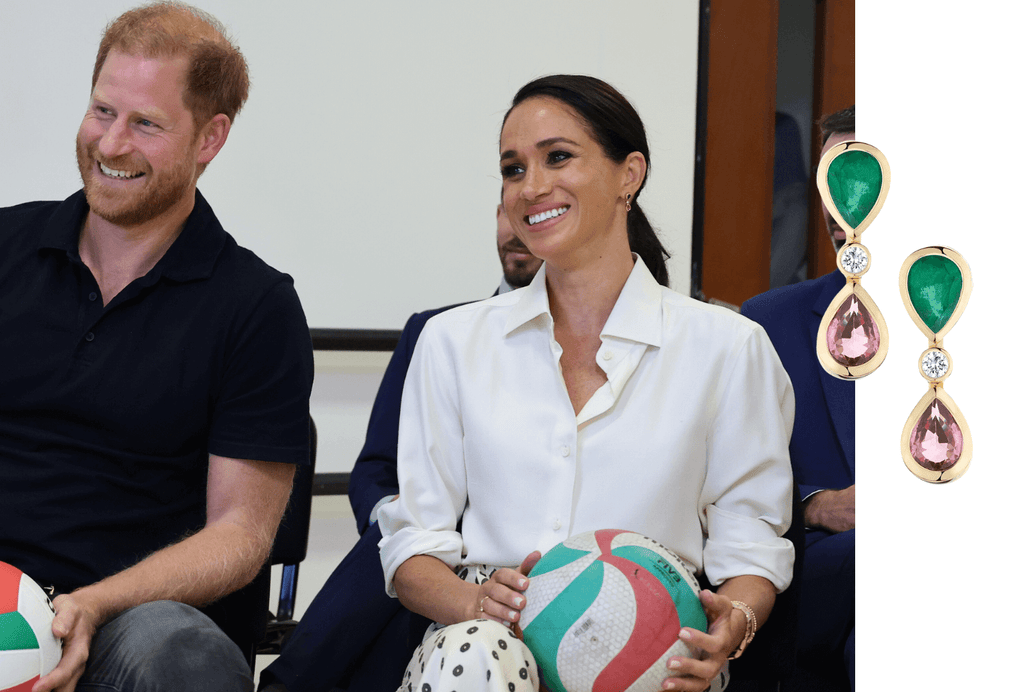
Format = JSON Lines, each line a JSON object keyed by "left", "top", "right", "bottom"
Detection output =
{"left": 478, "top": 595, "right": 489, "bottom": 613}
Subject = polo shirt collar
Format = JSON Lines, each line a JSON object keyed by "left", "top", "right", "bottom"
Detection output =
{"left": 503, "top": 255, "right": 664, "bottom": 348}
{"left": 37, "top": 190, "right": 88, "bottom": 256}
{"left": 156, "top": 189, "right": 227, "bottom": 283}
{"left": 36, "top": 188, "right": 227, "bottom": 283}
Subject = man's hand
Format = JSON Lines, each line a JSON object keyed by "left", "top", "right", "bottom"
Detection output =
{"left": 33, "top": 593, "right": 102, "bottom": 692}
{"left": 803, "top": 484, "right": 855, "bottom": 533}
{"left": 30, "top": 454, "right": 293, "bottom": 692}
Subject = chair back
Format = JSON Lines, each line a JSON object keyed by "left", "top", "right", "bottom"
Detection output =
{"left": 271, "top": 417, "right": 317, "bottom": 567}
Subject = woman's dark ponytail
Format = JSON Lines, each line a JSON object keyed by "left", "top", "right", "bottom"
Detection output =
{"left": 627, "top": 202, "right": 669, "bottom": 286}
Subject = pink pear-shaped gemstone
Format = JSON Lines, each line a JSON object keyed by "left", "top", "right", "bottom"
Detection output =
{"left": 909, "top": 398, "right": 964, "bottom": 472}
{"left": 826, "top": 294, "right": 881, "bottom": 366}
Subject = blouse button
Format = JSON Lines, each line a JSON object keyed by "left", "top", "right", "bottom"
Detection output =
{"left": 84, "top": 332, "right": 95, "bottom": 342}
{"left": 559, "top": 446, "right": 570, "bottom": 457}
{"left": 602, "top": 350, "right": 614, "bottom": 361}
{"left": 553, "top": 519, "right": 562, "bottom": 530}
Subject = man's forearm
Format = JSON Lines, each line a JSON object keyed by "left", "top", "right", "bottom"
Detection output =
{"left": 71, "top": 518, "right": 273, "bottom": 625}
{"left": 74, "top": 455, "right": 295, "bottom": 625}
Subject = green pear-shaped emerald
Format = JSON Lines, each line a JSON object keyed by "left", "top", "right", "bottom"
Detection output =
{"left": 908, "top": 256, "right": 963, "bottom": 334}
{"left": 827, "top": 150, "right": 883, "bottom": 229}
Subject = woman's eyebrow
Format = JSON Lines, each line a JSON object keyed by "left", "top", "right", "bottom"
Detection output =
{"left": 501, "top": 137, "right": 581, "bottom": 161}
{"left": 536, "top": 137, "right": 580, "bottom": 148}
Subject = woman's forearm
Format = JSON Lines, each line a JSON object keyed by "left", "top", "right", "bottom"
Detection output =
{"left": 715, "top": 574, "right": 776, "bottom": 642}
{"left": 393, "top": 554, "right": 478, "bottom": 625}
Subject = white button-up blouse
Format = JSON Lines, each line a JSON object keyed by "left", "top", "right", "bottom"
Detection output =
{"left": 379, "top": 259, "right": 795, "bottom": 596}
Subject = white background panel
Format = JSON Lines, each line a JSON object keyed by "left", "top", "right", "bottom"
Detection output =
{"left": 858, "top": 2, "right": 1020, "bottom": 689}
{"left": 0, "top": 0, "right": 699, "bottom": 329}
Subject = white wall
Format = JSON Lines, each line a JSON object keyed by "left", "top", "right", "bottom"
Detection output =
{"left": 0, "top": 0, "right": 700, "bottom": 331}
{"left": 310, "top": 351, "right": 389, "bottom": 475}
{"left": 0, "top": 0, "right": 700, "bottom": 473}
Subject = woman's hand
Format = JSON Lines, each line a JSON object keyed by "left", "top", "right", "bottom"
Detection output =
{"left": 661, "top": 590, "right": 746, "bottom": 691}
{"left": 471, "top": 551, "right": 542, "bottom": 626}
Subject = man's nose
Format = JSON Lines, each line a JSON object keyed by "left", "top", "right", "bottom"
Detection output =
{"left": 97, "top": 118, "right": 133, "bottom": 159}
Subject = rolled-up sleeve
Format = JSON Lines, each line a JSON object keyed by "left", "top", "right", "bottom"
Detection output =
{"left": 701, "top": 325, "right": 796, "bottom": 591}
{"left": 378, "top": 318, "right": 467, "bottom": 596}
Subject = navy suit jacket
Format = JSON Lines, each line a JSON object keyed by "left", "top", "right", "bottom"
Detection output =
{"left": 349, "top": 304, "right": 464, "bottom": 534}
{"left": 741, "top": 270, "right": 854, "bottom": 501}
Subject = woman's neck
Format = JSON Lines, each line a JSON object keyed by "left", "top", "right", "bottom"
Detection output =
{"left": 545, "top": 240, "right": 634, "bottom": 416}
{"left": 545, "top": 238, "right": 634, "bottom": 337}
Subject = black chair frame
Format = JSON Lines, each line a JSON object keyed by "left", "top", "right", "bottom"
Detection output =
{"left": 255, "top": 416, "right": 318, "bottom": 658}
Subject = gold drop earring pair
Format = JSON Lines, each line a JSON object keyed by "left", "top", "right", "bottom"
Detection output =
{"left": 815, "top": 142, "right": 972, "bottom": 482}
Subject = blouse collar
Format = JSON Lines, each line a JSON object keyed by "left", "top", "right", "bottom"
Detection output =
{"left": 504, "top": 255, "right": 663, "bottom": 348}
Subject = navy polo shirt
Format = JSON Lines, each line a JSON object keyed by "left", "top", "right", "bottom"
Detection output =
{"left": 0, "top": 190, "right": 313, "bottom": 646}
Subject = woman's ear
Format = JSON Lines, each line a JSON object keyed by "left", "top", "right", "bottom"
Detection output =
{"left": 622, "top": 151, "right": 647, "bottom": 198}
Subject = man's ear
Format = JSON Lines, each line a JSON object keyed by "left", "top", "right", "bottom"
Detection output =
{"left": 622, "top": 151, "right": 647, "bottom": 198}
{"left": 196, "top": 113, "right": 232, "bottom": 165}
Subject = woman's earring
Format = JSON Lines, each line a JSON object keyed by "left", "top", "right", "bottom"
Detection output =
{"left": 625, "top": 193, "right": 632, "bottom": 212}
{"left": 815, "top": 141, "right": 891, "bottom": 379}
{"left": 899, "top": 247, "right": 972, "bottom": 483}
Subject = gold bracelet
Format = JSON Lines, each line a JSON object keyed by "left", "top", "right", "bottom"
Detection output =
{"left": 727, "top": 600, "right": 757, "bottom": 660}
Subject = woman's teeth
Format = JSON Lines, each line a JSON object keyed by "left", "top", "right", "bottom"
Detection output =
{"left": 528, "top": 206, "right": 568, "bottom": 226}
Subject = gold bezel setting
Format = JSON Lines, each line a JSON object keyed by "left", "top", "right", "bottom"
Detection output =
{"left": 919, "top": 348, "right": 951, "bottom": 383}
{"left": 900, "top": 386, "right": 972, "bottom": 483}
{"left": 898, "top": 246, "right": 973, "bottom": 344}
{"left": 815, "top": 141, "right": 890, "bottom": 380}
{"left": 817, "top": 141, "right": 891, "bottom": 245}
{"left": 837, "top": 242, "right": 871, "bottom": 278}
{"left": 816, "top": 280, "right": 889, "bottom": 380}
{"left": 898, "top": 247, "right": 972, "bottom": 483}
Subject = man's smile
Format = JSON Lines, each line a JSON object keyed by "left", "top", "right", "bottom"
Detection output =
{"left": 99, "top": 161, "right": 145, "bottom": 179}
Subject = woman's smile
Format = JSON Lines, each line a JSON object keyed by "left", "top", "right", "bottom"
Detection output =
{"left": 526, "top": 205, "right": 569, "bottom": 226}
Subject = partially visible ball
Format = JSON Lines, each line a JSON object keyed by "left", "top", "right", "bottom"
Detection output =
{"left": 520, "top": 529, "right": 707, "bottom": 692}
{"left": 0, "top": 561, "right": 62, "bottom": 692}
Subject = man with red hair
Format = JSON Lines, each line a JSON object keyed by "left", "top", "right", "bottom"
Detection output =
{"left": 0, "top": 4, "right": 313, "bottom": 691}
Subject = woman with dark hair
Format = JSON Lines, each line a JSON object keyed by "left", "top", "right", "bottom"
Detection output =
{"left": 379, "top": 75, "right": 794, "bottom": 692}
{"left": 503, "top": 75, "right": 672, "bottom": 287}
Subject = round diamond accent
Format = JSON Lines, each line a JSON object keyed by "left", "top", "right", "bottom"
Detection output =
{"left": 841, "top": 245, "right": 869, "bottom": 274}
{"left": 921, "top": 350, "right": 949, "bottom": 379}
